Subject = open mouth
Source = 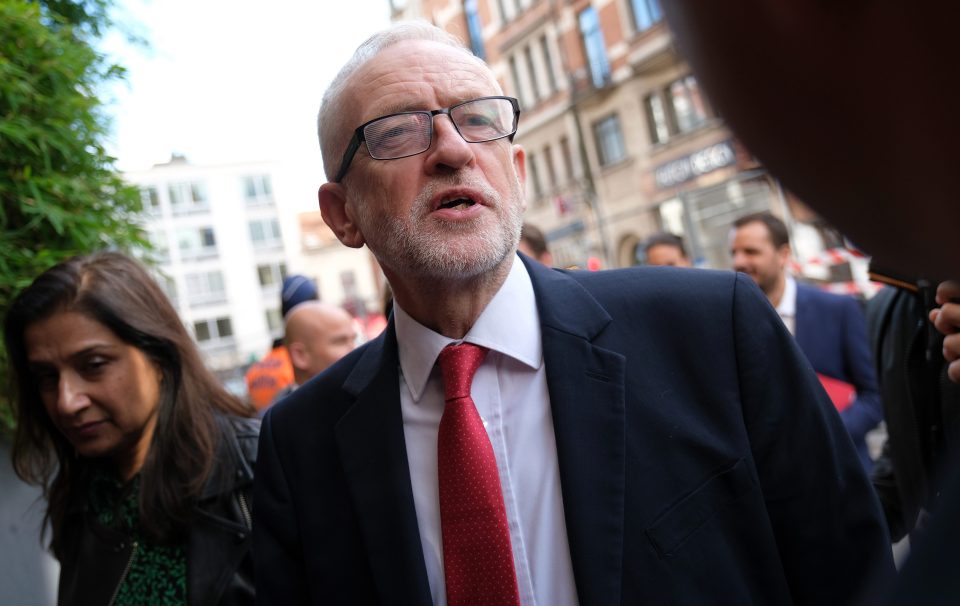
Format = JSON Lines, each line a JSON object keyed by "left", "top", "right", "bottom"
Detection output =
{"left": 437, "top": 196, "right": 477, "bottom": 211}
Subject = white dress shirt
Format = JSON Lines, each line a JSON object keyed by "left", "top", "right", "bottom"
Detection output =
{"left": 776, "top": 275, "right": 798, "bottom": 336}
{"left": 394, "top": 258, "right": 579, "bottom": 606}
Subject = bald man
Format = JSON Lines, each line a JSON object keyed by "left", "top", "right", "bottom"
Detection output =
{"left": 276, "top": 302, "right": 357, "bottom": 401}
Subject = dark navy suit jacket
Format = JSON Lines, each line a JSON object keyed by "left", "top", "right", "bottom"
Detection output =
{"left": 795, "top": 283, "right": 883, "bottom": 471}
{"left": 253, "top": 258, "right": 893, "bottom": 605}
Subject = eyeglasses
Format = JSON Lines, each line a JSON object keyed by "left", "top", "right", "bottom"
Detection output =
{"left": 333, "top": 96, "right": 521, "bottom": 183}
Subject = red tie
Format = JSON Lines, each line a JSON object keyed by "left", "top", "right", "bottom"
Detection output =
{"left": 437, "top": 343, "right": 521, "bottom": 606}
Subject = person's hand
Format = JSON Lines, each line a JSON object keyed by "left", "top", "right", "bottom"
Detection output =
{"left": 929, "top": 281, "right": 960, "bottom": 383}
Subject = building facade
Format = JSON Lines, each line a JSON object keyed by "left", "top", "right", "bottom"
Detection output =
{"left": 125, "top": 155, "right": 383, "bottom": 396}
{"left": 388, "top": 0, "right": 816, "bottom": 272}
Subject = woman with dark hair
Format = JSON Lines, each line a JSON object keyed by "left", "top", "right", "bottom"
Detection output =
{"left": 4, "top": 251, "right": 258, "bottom": 606}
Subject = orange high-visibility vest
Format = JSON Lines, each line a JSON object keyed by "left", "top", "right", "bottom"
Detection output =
{"left": 245, "top": 345, "right": 295, "bottom": 410}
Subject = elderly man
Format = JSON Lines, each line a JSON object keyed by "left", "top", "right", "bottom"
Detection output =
{"left": 253, "top": 21, "right": 893, "bottom": 606}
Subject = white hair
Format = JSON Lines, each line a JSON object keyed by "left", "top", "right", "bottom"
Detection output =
{"left": 317, "top": 21, "right": 477, "bottom": 180}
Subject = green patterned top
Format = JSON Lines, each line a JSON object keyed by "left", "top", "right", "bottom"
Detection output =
{"left": 87, "top": 468, "right": 187, "bottom": 606}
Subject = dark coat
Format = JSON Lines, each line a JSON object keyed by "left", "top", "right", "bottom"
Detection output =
{"left": 57, "top": 415, "right": 259, "bottom": 606}
{"left": 254, "top": 257, "right": 893, "bottom": 605}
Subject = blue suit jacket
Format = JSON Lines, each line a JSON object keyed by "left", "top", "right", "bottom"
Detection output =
{"left": 795, "top": 283, "right": 883, "bottom": 471}
{"left": 253, "top": 258, "right": 893, "bottom": 605}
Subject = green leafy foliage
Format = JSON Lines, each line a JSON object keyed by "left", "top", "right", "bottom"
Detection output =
{"left": 0, "top": 0, "right": 148, "bottom": 432}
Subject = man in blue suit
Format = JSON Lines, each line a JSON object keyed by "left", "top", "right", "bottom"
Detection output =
{"left": 253, "top": 22, "right": 893, "bottom": 605}
{"left": 731, "top": 212, "right": 883, "bottom": 472}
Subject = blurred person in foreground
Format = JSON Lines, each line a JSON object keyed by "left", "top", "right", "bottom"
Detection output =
{"left": 252, "top": 21, "right": 892, "bottom": 605}
{"left": 270, "top": 301, "right": 357, "bottom": 406}
{"left": 3, "top": 251, "right": 258, "bottom": 606}
{"left": 731, "top": 211, "right": 883, "bottom": 472}
{"left": 244, "top": 274, "right": 318, "bottom": 411}
{"left": 658, "top": 2, "right": 958, "bottom": 602}
{"left": 643, "top": 232, "right": 692, "bottom": 267}
{"left": 517, "top": 222, "right": 553, "bottom": 266}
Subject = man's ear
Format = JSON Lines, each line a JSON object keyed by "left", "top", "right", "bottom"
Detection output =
{"left": 287, "top": 341, "right": 309, "bottom": 372}
{"left": 512, "top": 144, "right": 527, "bottom": 212}
{"left": 319, "top": 183, "right": 365, "bottom": 248}
{"left": 778, "top": 243, "right": 793, "bottom": 269}
{"left": 512, "top": 144, "right": 526, "bottom": 189}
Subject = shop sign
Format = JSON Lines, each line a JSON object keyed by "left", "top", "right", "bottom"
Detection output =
{"left": 654, "top": 141, "right": 736, "bottom": 189}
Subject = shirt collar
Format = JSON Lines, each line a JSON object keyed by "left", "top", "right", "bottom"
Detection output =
{"left": 777, "top": 274, "right": 797, "bottom": 318}
{"left": 394, "top": 257, "right": 542, "bottom": 402}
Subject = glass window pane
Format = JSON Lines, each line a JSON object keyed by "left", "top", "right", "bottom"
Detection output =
{"left": 216, "top": 317, "right": 233, "bottom": 338}
{"left": 644, "top": 94, "right": 670, "bottom": 143}
{"left": 632, "top": 0, "right": 663, "bottom": 31}
{"left": 579, "top": 7, "right": 611, "bottom": 88}
{"left": 594, "top": 115, "right": 626, "bottom": 166}
{"left": 194, "top": 321, "right": 211, "bottom": 342}
{"left": 668, "top": 76, "right": 709, "bottom": 134}
{"left": 540, "top": 36, "right": 557, "bottom": 94}
{"left": 201, "top": 227, "right": 216, "bottom": 248}
{"left": 524, "top": 45, "right": 540, "bottom": 102}
{"left": 257, "top": 264, "right": 272, "bottom": 286}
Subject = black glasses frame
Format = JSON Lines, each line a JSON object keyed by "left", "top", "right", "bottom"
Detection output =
{"left": 332, "top": 96, "right": 521, "bottom": 183}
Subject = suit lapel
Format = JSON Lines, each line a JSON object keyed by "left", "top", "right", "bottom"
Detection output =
{"left": 334, "top": 325, "right": 433, "bottom": 605}
{"left": 526, "top": 259, "right": 627, "bottom": 606}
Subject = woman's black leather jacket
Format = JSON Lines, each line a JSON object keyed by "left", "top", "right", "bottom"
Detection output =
{"left": 56, "top": 415, "right": 260, "bottom": 606}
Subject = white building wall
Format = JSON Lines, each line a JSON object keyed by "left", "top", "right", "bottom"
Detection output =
{"left": 125, "top": 156, "right": 383, "bottom": 393}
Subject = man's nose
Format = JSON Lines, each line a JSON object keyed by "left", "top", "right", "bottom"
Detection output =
{"left": 422, "top": 114, "right": 475, "bottom": 175}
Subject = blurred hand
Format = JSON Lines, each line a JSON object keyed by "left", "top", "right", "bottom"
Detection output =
{"left": 930, "top": 281, "right": 960, "bottom": 383}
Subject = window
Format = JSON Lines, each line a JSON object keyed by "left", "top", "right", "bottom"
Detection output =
{"left": 194, "top": 316, "right": 233, "bottom": 343}
{"left": 177, "top": 227, "right": 217, "bottom": 259}
{"left": 540, "top": 35, "right": 558, "bottom": 94}
{"left": 528, "top": 152, "right": 543, "bottom": 198}
{"left": 579, "top": 7, "right": 611, "bottom": 88}
{"left": 147, "top": 230, "right": 170, "bottom": 262}
{"left": 265, "top": 308, "right": 283, "bottom": 333}
{"left": 560, "top": 136, "right": 575, "bottom": 183}
{"left": 140, "top": 187, "right": 160, "bottom": 214}
{"left": 644, "top": 94, "right": 670, "bottom": 144}
{"left": 244, "top": 175, "right": 273, "bottom": 205}
{"left": 177, "top": 227, "right": 216, "bottom": 258}
{"left": 194, "top": 320, "right": 211, "bottom": 342}
{"left": 509, "top": 55, "right": 526, "bottom": 108}
{"left": 496, "top": 0, "right": 509, "bottom": 23}
{"left": 593, "top": 114, "right": 627, "bottom": 166}
{"left": 524, "top": 45, "right": 541, "bottom": 103}
{"left": 169, "top": 181, "right": 208, "bottom": 215}
{"left": 667, "top": 76, "right": 710, "bottom": 134}
{"left": 257, "top": 262, "right": 287, "bottom": 287}
{"left": 644, "top": 75, "right": 712, "bottom": 144}
{"left": 249, "top": 218, "right": 282, "bottom": 248}
{"left": 216, "top": 317, "right": 233, "bottom": 338}
{"left": 464, "top": 0, "right": 486, "bottom": 59}
{"left": 631, "top": 0, "right": 663, "bottom": 33}
{"left": 543, "top": 144, "right": 558, "bottom": 191}
{"left": 186, "top": 271, "right": 226, "bottom": 306}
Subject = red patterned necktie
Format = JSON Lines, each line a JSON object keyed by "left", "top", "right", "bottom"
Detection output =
{"left": 437, "top": 343, "right": 521, "bottom": 606}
